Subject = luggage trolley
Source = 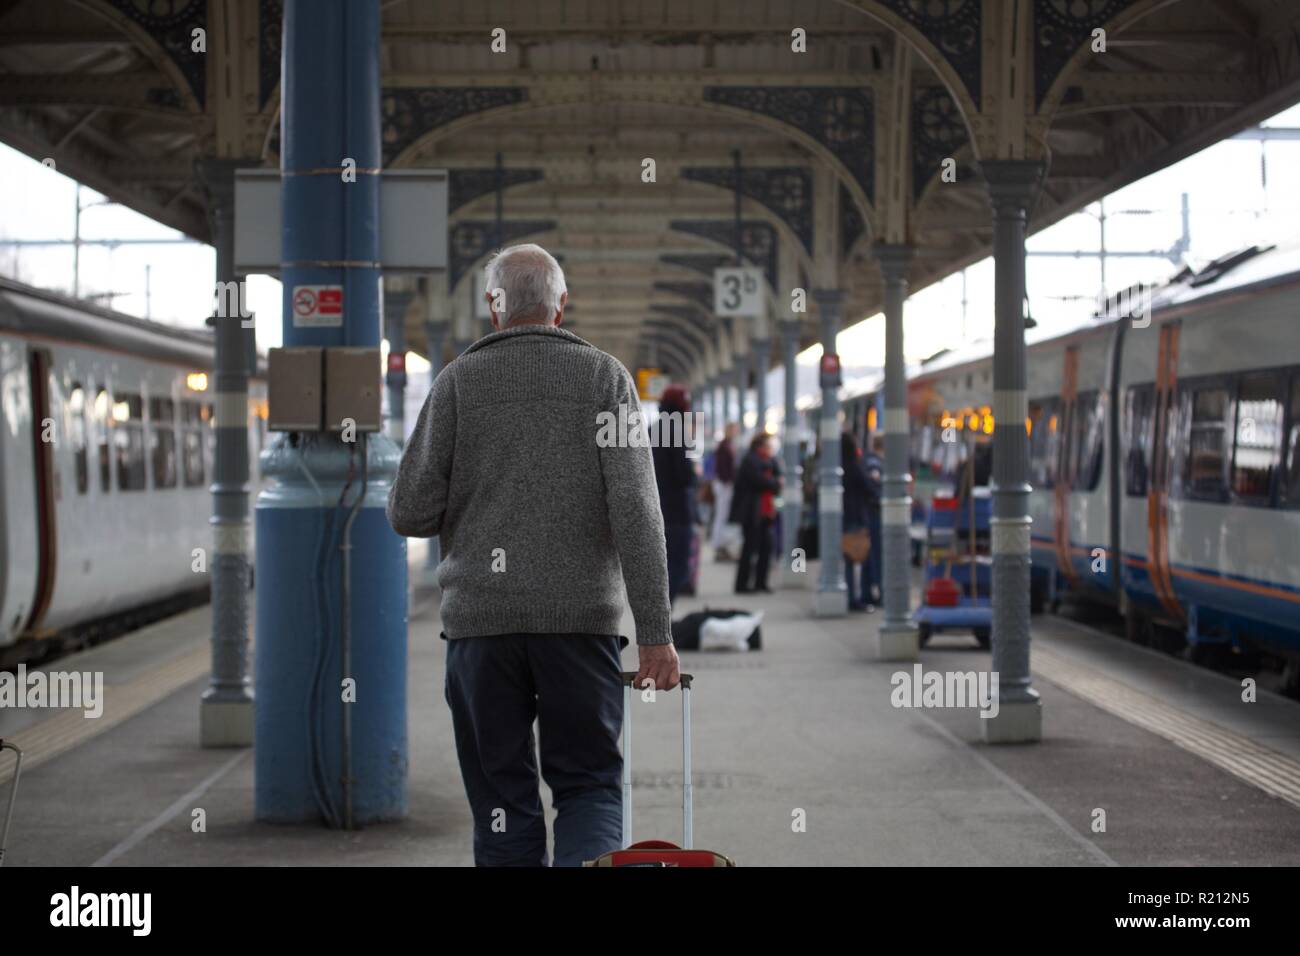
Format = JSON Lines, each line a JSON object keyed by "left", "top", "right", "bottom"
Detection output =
{"left": 914, "top": 453, "right": 993, "bottom": 648}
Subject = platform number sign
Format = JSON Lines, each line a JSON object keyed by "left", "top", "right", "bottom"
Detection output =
{"left": 713, "top": 267, "right": 763, "bottom": 317}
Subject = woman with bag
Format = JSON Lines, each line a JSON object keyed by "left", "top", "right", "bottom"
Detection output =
{"left": 840, "top": 432, "right": 874, "bottom": 612}
{"left": 730, "top": 434, "right": 782, "bottom": 594}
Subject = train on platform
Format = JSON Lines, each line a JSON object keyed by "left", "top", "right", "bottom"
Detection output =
{"left": 804, "top": 242, "right": 1300, "bottom": 685}
{"left": 0, "top": 276, "right": 268, "bottom": 665}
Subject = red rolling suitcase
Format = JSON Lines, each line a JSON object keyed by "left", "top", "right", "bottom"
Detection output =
{"left": 586, "top": 673, "right": 735, "bottom": 867}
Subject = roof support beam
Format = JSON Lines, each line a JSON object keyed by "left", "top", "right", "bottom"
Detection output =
{"left": 1072, "top": 71, "right": 1255, "bottom": 110}
{"left": 0, "top": 73, "right": 183, "bottom": 113}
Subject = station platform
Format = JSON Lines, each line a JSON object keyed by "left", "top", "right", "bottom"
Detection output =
{"left": 3, "top": 546, "right": 1299, "bottom": 867}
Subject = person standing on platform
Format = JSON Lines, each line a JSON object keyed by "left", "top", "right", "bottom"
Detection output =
{"left": 731, "top": 433, "right": 782, "bottom": 593}
{"left": 841, "top": 432, "right": 874, "bottom": 612}
{"left": 651, "top": 384, "right": 697, "bottom": 605}
{"left": 863, "top": 433, "right": 886, "bottom": 607}
{"left": 711, "top": 422, "right": 740, "bottom": 561}
{"left": 387, "top": 243, "right": 679, "bottom": 867}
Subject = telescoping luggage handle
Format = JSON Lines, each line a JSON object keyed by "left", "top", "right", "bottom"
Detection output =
{"left": 0, "top": 739, "right": 22, "bottom": 867}
{"left": 620, "top": 672, "right": 693, "bottom": 851}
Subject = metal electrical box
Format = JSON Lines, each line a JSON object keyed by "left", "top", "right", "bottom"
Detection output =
{"left": 325, "top": 348, "right": 382, "bottom": 432}
{"left": 267, "top": 347, "right": 322, "bottom": 431}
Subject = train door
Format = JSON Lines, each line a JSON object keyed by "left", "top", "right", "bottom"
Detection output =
{"left": 26, "top": 347, "right": 58, "bottom": 634}
{"left": 1146, "top": 322, "right": 1185, "bottom": 625}
{"left": 1052, "top": 346, "right": 1079, "bottom": 588}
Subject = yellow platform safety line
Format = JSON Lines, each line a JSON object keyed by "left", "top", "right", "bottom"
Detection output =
{"left": 0, "top": 643, "right": 209, "bottom": 785}
{"left": 1032, "top": 645, "right": 1300, "bottom": 811}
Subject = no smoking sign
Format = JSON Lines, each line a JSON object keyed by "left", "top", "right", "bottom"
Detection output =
{"left": 291, "top": 285, "right": 344, "bottom": 327}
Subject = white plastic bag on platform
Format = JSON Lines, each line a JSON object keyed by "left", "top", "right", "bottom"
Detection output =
{"left": 699, "top": 611, "right": 763, "bottom": 652}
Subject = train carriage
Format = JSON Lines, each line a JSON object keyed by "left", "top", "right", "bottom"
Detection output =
{"left": 801, "top": 242, "right": 1300, "bottom": 671}
{"left": 1119, "top": 245, "right": 1300, "bottom": 659}
{"left": 0, "top": 276, "right": 267, "bottom": 660}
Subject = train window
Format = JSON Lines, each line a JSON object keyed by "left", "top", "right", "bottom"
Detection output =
{"left": 1073, "top": 390, "right": 1106, "bottom": 492}
{"left": 68, "top": 383, "right": 88, "bottom": 495}
{"left": 1283, "top": 376, "right": 1300, "bottom": 508}
{"left": 1180, "top": 383, "right": 1230, "bottom": 501}
{"left": 1124, "top": 385, "right": 1154, "bottom": 497}
{"left": 93, "top": 387, "right": 111, "bottom": 492}
{"left": 181, "top": 400, "right": 205, "bottom": 487}
{"left": 1027, "top": 397, "right": 1060, "bottom": 489}
{"left": 1231, "top": 373, "right": 1284, "bottom": 505}
{"left": 149, "top": 397, "right": 178, "bottom": 489}
{"left": 113, "top": 392, "right": 147, "bottom": 492}
{"left": 1057, "top": 400, "right": 1075, "bottom": 488}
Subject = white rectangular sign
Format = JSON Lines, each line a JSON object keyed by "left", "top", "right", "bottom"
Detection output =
{"left": 234, "top": 169, "right": 449, "bottom": 275}
{"left": 713, "top": 267, "right": 764, "bottom": 317}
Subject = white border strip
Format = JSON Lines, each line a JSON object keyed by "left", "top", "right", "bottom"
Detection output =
{"left": 993, "top": 389, "right": 1027, "bottom": 427}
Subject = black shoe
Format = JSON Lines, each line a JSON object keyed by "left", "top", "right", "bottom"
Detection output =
{"left": 756, "top": 586, "right": 774, "bottom": 594}
{"left": 849, "top": 601, "right": 868, "bottom": 612}
{"left": 735, "top": 586, "right": 752, "bottom": 594}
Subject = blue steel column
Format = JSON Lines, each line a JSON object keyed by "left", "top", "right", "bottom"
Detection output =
{"left": 255, "top": 0, "right": 407, "bottom": 824}
{"left": 198, "top": 158, "right": 255, "bottom": 748}
{"left": 875, "top": 245, "right": 919, "bottom": 660}
{"left": 981, "top": 160, "right": 1045, "bottom": 744}
{"left": 812, "top": 289, "right": 847, "bottom": 617}
{"left": 383, "top": 285, "right": 412, "bottom": 444}
{"left": 420, "top": 319, "right": 448, "bottom": 586}
{"left": 778, "top": 320, "right": 803, "bottom": 588}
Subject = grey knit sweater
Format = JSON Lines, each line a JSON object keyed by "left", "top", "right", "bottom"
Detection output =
{"left": 387, "top": 324, "right": 673, "bottom": 645}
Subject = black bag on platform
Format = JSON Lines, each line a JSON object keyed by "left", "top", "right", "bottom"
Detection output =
{"left": 671, "top": 609, "right": 762, "bottom": 651}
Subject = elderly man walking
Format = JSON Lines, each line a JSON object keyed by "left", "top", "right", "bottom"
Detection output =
{"left": 387, "top": 243, "right": 680, "bottom": 867}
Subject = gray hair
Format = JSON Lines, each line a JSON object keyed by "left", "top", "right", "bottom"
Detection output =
{"left": 483, "top": 243, "right": 567, "bottom": 326}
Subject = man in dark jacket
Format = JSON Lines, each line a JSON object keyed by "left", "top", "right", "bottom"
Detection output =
{"left": 841, "top": 432, "right": 871, "bottom": 610}
{"left": 651, "top": 384, "right": 697, "bottom": 604}
{"left": 842, "top": 432, "right": 882, "bottom": 611}
{"left": 730, "top": 434, "right": 782, "bottom": 593}
{"left": 863, "top": 434, "right": 885, "bottom": 607}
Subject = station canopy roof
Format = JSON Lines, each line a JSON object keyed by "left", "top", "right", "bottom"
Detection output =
{"left": 1, "top": 0, "right": 1297, "bottom": 376}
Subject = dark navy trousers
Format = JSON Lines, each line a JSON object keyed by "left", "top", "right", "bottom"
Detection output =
{"left": 444, "top": 633, "right": 625, "bottom": 867}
